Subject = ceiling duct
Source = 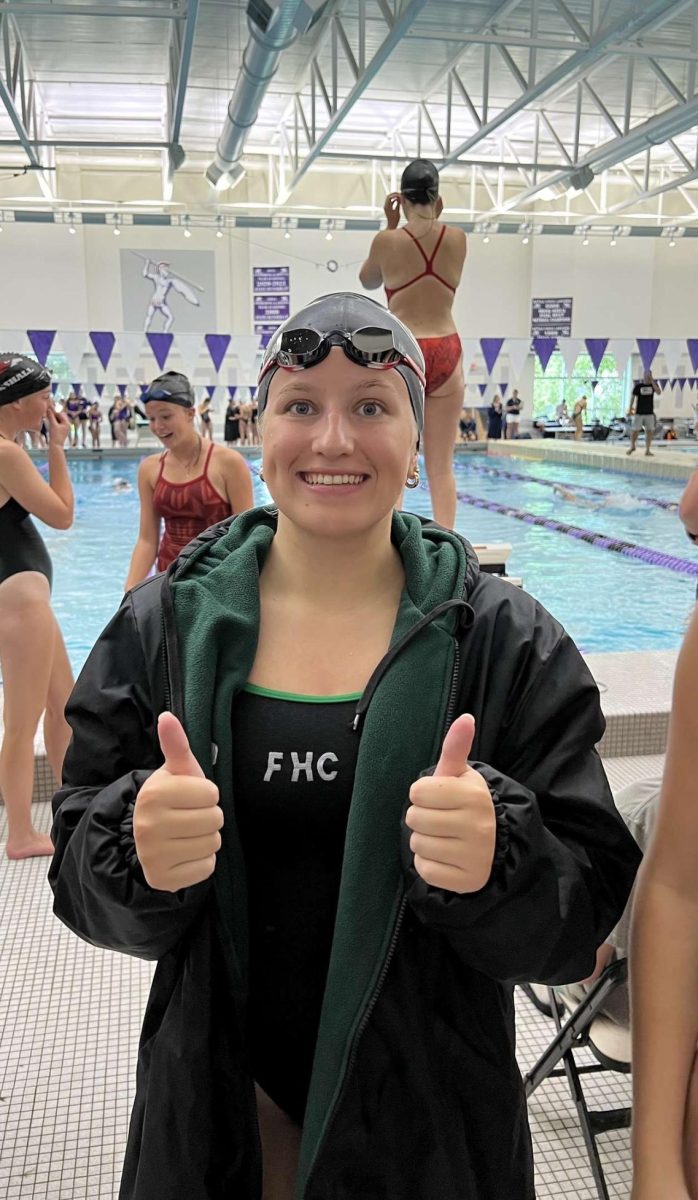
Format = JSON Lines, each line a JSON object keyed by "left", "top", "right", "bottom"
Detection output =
{"left": 205, "top": 0, "right": 329, "bottom": 190}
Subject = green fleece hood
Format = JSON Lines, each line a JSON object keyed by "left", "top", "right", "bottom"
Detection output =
{"left": 169, "top": 506, "right": 471, "bottom": 1197}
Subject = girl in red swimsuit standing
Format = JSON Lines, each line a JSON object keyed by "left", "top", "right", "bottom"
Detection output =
{"left": 124, "top": 371, "right": 254, "bottom": 589}
{"left": 360, "top": 158, "right": 467, "bottom": 529}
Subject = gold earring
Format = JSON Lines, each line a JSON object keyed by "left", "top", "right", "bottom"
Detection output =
{"left": 405, "top": 466, "right": 420, "bottom": 489}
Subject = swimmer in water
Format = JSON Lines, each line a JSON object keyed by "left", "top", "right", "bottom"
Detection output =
{"left": 553, "top": 483, "right": 647, "bottom": 511}
{"left": 112, "top": 478, "right": 132, "bottom": 494}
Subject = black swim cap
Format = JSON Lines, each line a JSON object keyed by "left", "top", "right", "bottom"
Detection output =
{"left": 256, "top": 292, "right": 425, "bottom": 432}
{"left": 143, "top": 371, "right": 194, "bottom": 408}
{"left": 400, "top": 158, "right": 439, "bottom": 205}
{"left": 0, "top": 355, "right": 51, "bottom": 407}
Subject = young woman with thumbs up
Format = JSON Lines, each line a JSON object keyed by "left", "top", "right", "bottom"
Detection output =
{"left": 49, "top": 293, "right": 640, "bottom": 1200}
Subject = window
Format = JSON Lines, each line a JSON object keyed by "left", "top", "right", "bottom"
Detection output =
{"left": 532, "top": 351, "right": 629, "bottom": 425}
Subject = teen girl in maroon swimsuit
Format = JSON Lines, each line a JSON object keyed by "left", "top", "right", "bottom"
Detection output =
{"left": 124, "top": 371, "right": 254, "bottom": 588}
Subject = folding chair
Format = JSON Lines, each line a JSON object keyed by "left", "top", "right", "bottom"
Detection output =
{"left": 522, "top": 959, "right": 631, "bottom": 1200}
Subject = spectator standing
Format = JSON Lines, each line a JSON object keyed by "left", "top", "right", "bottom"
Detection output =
{"left": 505, "top": 389, "right": 522, "bottom": 439}
{"left": 627, "top": 370, "right": 661, "bottom": 457}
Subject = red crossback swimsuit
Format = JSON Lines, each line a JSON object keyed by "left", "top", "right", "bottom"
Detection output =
{"left": 153, "top": 442, "right": 232, "bottom": 572}
{"left": 384, "top": 226, "right": 462, "bottom": 395}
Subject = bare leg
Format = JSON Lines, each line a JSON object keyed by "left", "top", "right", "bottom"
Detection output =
{"left": 255, "top": 1083, "right": 301, "bottom": 1200}
{"left": 42, "top": 615, "right": 74, "bottom": 784}
{"left": 645, "top": 421, "right": 655, "bottom": 456}
{"left": 626, "top": 429, "right": 639, "bottom": 455}
{"left": 0, "top": 575, "right": 56, "bottom": 858}
{"left": 685, "top": 1052, "right": 698, "bottom": 1198}
{"left": 422, "top": 362, "right": 465, "bottom": 530}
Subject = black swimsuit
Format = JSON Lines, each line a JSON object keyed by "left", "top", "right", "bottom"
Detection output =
{"left": 0, "top": 496, "right": 53, "bottom": 587}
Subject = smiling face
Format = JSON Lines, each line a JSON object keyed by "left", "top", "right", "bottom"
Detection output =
{"left": 146, "top": 399, "right": 195, "bottom": 447}
{"left": 261, "top": 347, "right": 418, "bottom": 540}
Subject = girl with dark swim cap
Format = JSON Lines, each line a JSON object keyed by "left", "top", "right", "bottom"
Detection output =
{"left": 50, "top": 293, "right": 639, "bottom": 1200}
{"left": 0, "top": 355, "right": 74, "bottom": 860}
{"left": 360, "top": 159, "right": 467, "bottom": 529}
{"left": 124, "top": 370, "right": 253, "bottom": 588}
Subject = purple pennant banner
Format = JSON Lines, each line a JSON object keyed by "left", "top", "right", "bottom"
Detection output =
{"left": 687, "top": 340, "right": 698, "bottom": 373}
{"left": 147, "top": 332, "right": 174, "bottom": 371}
{"left": 532, "top": 337, "right": 558, "bottom": 372}
{"left": 657, "top": 377, "right": 668, "bottom": 390}
{"left": 95, "top": 383, "right": 105, "bottom": 396}
{"left": 584, "top": 338, "right": 608, "bottom": 373}
{"left": 677, "top": 377, "right": 686, "bottom": 389}
{"left": 479, "top": 338, "right": 504, "bottom": 376}
{"left": 51, "top": 381, "right": 59, "bottom": 395}
{"left": 206, "top": 385, "right": 216, "bottom": 399}
{"left": 477, "top": 383, "right": 488, "bottom": 396}
{"left": 27, "top": 329, "right": 56, "bottom": 365}
{"left": 205, "top": 333, "right": 231, "bottom": 373}
{"left": 140, "top": 383, "right": 149, "bottom": 397}
{"left": 591, "top": 380, "right": 598, "bottom": 390}
{"left": 117, "top": 383, "right": 128, "bottom": 397}
{"left": 228, "top": 386, "right": 237, "bottom": 399}
{"left": 637, "top": 338, "right": 660, "bottom": 373}
{"left": 89, "top": 331, "right": 116, "bottom": 372}
{"left": 499, "top": 383, "right": 508, "bottom": 399}
{"left": 71, "top": 382, "right": 82, "bottom": 396}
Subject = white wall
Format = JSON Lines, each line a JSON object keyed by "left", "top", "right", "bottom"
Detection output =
{"left": 0, "top": 221, "right": 696, "bottom": 415}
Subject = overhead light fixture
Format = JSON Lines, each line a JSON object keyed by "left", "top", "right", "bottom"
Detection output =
{"left": 215, "top": 215, "right": 224, "bottom": 239}
{"left": 113, "top": 225, "right": 121, "bottom": 236}
{"left": 325, "top": 218, "right": 334, "bottom": 242}
{"left": 662, "top": 224, "right": 684, "bottom": 246}
{"left": 567, "top": 164, "right": 594, "bottom": 192}
{"left": 483, "top": 235, "right": 490, "bottom": 244}
{"left": 669, "top": 237, "right": 676, "bottom": 247}
{"left": 183, "top": 215, "right": 192, "bottom": 238}
{"left": 582, "top": 236, "right": 589, "bottom": 245}
{"left": 206, "top": 161, "right": 246, "bottom": 192}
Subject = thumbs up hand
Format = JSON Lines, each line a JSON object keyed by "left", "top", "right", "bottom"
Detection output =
{"left": 133, "top": 712, "right": 224, "bottom": 893}
{"left": 405, "top": 715, "right": 496, "bottom": 895}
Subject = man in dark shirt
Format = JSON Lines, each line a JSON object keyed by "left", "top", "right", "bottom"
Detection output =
{"left": 626, "top": 370, "right": 661, "bottom": 456}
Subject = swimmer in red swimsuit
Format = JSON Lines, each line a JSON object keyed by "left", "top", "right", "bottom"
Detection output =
{"left": 124, "top": 371, "right": 255, "bottom": 590}
{"left": 360, "top": 159, "right": 467, "bottom": 528}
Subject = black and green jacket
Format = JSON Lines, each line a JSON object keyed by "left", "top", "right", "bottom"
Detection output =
{"left": 49, "top": 507, "right": 641, "bottom": 1200}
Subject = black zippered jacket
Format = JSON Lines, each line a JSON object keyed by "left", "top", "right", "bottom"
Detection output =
{"left": 49, "top": 508, "right": 641, "bottom": 1200}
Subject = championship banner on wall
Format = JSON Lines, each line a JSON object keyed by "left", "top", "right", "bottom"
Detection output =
{"left": 531, "top": 297, "right": 573, "bottom": 338}
{"left": 253, "top": 266, "right": 290, "bottom": 349}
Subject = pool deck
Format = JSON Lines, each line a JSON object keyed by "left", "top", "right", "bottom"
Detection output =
{"left": 490, "top": 437, "right": 698, "bottom": 480}
{"left": 0, "top": 647, "right": 677, "bottom": 806}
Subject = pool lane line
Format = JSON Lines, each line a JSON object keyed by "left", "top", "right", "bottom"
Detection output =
{"left": 250, "top": 463, "right": 696, "bottom": 576}
{"left": 467, "top": 457, "right": 678, "bottom": 511}
{"left": 451, "top": 489, "right": 698, "bottom": 577}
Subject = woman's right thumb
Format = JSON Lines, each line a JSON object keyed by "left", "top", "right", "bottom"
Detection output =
{"left": 157, "top": 712, "right": 205, "bottom": 778}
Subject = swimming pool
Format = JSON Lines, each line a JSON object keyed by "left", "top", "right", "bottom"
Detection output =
{"left": 35, "top": 452, "right": 696, "bottom": 675}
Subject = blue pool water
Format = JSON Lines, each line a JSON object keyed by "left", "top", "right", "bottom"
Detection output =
{"left": 35, "top": 453, "right": 696, "bottom": 675}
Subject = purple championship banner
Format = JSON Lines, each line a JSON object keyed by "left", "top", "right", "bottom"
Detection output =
{"left": 253, "top": 267, "right": 290, "bottom": 347}
{"left": 531, "top": 297, "right": 573, "bottom": 338}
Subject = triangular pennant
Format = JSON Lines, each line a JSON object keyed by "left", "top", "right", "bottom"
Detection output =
{"left": 637, "top": 338, "right": 660, "bottom": 373}
{"left": 479, "top": 338, "right": 504, "bottom": 377}
{"left": 147, "top": 332, "right": 174, "bottom": 372}
{"left": 174, "top": 333, "right": 203, "bottom": 381}
{"left": 584, "top": 338, "right": 608, "bottom": 374}
{"left": 677, "top": 377, "right": 687, "bottom": 390}
{"left": 228, "top": 386, "right": 237, "bottom": 399}
{"left": 557, "top": 338, "right": 582, "bottom": 378}
{"left": 661, "top": 338, "right": 685, "bottom": 381}
{"left": 117, "top": 383, "right": 128, "bottom": 397}
{"left": 687, "top": 340, "right": 698, "bottom": 374}
{"left": 205, "top": 333, "right": 231, "bottom": 374}
{"left": 0, "top": 329, "right": 29, "bottom": 354}
{"left": 94, "top": 383, "right": 105, "bottom": 396}
{"left": 477, "top": 383, "right": 488, "bottom": 396}
{"left": 607, "top": 338, "right": 634, "bottom": 379}
{"left": 139, "top": 383, "right": 149, "bottom": 397}
{"left": 57, "top": 332, "right": 90, "bottom": 378}
{"left": 206, "top": 385, "right": 217, "bottom": 400}
{"left": 499, "top": 382, "right": 508, "bottom": 400}
{"left": 117, "top": 332, "right": 145, "bottom": 380}
{"left": 89, "top": 331, "right": 116, "bottom": 372}
{"left": 505, "top": 339, "right": 530, "bottom": 381}
{"left": 27, "top": 329, "right": 56, "bottom": 365}
{"left": 532, "top": 337, "right": 558, "bottom": 372}
{"left": 657, "top": 377, "right": 668, "bottom": 390}
{"left": 590, "top": 380, "right": 598, "bottom": 391}
{"left": 51, "top": 381, "right": 59, "bottom": 395}
{"left": 229, "top": 334, "right": 261, "bottom": 384}
{"left": 71, "top": 382, "right": 82, "bottom": 396}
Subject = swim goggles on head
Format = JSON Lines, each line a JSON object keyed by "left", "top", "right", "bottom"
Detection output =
{"left": 258, "top": 327, "right": 426, "bottom": 391}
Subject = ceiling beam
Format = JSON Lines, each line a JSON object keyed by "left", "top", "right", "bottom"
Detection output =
{"left": 280, "top": 0, "right": 429, "bottom": 200}
{"left": 440, "top": 0, "right": 694, "bottom": 166}
{"left": 0, "top": 11, "right": 54, "bottom": 198}
{"left": 0, "top": 3, "right": 186, "bottom": 17}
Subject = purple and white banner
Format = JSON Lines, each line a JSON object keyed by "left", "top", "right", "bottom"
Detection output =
{"left": 253, "top": 266, "right": 290, "bottom": 349}
{"left": 531, "top": 297, "right": 572, "bottom": 338}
